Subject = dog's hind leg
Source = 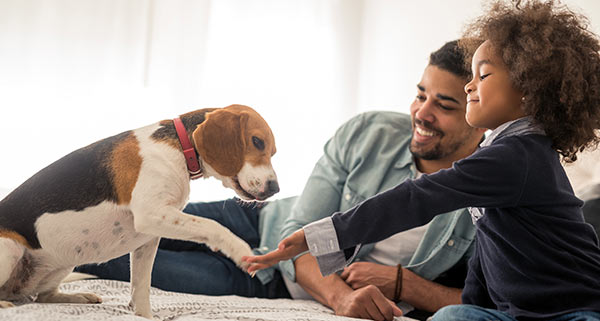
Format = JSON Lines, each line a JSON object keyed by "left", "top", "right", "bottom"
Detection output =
{"left": 35, "top": 267, "right": 102, "bottom": 304}
{"left": 0, "top": 237, "right": 26, "bottom": 308}
{"left": 0, "top": 301, "right": 14, "bottom": 308}
{"left": 129, "top": 237, "right": 159, "bottom": 319}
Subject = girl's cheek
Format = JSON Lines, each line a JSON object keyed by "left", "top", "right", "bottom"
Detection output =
{"left": 465, "top": 107, "right": 475, "bottom": 126}
{"left": 465, "top": 104, "right": 483, "bottom": 128}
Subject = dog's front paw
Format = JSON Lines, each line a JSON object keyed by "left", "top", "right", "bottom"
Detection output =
{"left": 224, "top": 238, "right": 255, "bottom": 274}
{"left": 134, "top": 309, "right": 154, "bottom": 319}
{"left": 206, "top": 229, "right": 259, "bottom": 275}
{"left": 131, "top": 301, "right": 153, "bottom": 319}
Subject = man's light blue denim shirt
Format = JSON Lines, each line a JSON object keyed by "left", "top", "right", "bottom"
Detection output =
{"left": 254, "top": 111, "right": 476, "bottom": 284}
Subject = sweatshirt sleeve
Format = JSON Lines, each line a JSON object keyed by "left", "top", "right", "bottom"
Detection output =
{"left": 330, "top": 137, "right": 529, "bottom": 261}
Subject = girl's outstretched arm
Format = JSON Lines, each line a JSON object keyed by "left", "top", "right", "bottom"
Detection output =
{"left": 243, "top": 229, "right": 308, "bottom": 273}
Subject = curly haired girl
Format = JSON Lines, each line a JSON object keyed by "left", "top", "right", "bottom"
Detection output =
{"left": 461, "top": 0, "right": 600, "bottom": 163}
{"left": 245, "top": 1, "right": 600, "bottom": 320}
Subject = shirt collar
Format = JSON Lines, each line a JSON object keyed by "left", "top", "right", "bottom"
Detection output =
{"left": 480, "top": 116, "right": 545, "bottom": 148}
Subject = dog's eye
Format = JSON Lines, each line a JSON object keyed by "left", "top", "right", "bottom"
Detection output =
{"left": 252, "top": 136, "right": 265, "bottom": 151}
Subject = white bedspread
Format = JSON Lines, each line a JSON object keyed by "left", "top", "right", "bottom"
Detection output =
{"left": 0, "top": 279, "right": 414, "bottom": 321}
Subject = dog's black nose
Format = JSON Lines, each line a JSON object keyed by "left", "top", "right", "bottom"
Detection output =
{"left": 266, "top": 180, "right": 280, "bottom": 196}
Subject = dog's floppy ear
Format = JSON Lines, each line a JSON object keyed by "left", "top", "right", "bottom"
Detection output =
{"left": 193, "top": 109, "right": 249, "bottom": 177}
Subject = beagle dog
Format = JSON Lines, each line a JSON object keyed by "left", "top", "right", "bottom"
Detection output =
{"left": 0, "top": 104, "right": 278, "bottom": 318}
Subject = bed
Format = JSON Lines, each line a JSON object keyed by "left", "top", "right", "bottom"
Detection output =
{"left": 0, "top": 186, "right": 414, "bottom": 321}
{"left": 3, "top": 147, "right": 600, "bottom": 321}
{"left": 0, "top": 278, "right": 414, "bottom": 321}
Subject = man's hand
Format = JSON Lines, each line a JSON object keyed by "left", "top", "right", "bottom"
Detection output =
{"left": 243, "top": 229, "right": 308, "bottom": 273}
{"left": 340, "top": 262, "right": 397, "bottom": 299}
{"left": 333, "top": 285, "right": 402, "bottom": 321}
{"left": 342, "top": 261, "right": 465, "bottom": 312}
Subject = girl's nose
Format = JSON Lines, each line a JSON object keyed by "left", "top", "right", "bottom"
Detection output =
{"left": 465, "top": 82, "right": 474, "bottom": 94}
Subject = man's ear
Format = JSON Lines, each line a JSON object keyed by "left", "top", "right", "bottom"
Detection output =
{"left": 192, "top": 109, "right": 248, "bottom": 177}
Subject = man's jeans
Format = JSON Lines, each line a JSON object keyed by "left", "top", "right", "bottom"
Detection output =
{"left": 75, "top": 199, "right": 290, "bottom": 299}
{"left": 432, "top": 305, "right": 600, "bottom": 321}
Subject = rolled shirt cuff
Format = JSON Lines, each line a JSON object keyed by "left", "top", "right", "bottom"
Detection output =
{"left": 303, "top": 217, "right": 360, "bottom": 276}
{"left": 304, "top": 217, "right": 340, "bottom": 255}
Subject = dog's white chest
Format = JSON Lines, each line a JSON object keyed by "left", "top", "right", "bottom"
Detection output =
{"left": 34, "top": 201, "right": 154, "bottom": 267}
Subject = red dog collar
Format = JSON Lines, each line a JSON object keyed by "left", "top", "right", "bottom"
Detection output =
{"left": 173, "top": 117, "right": 203, "bottom": 180}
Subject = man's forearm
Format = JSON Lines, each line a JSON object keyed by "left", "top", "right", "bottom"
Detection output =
{"left": 294, "top": 254, "right": 402, "bottom": 320}
{"left": 293, "top": 253, "right": 353, "bottom": 309}
{"left": 293, "top": 252, "right": 461, "bottom": 313}
{"left": 400, "top": 267, "right": 462, "bottom": 312}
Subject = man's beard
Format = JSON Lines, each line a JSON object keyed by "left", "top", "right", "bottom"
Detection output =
{"left": 410, "top": 118, "right": 470, "bottom": 161}
{"left": 409, "top": 137, "right": 467, "bottom": 161}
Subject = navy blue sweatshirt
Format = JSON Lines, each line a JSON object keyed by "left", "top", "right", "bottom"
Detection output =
{"left": 331, "top": 128, "right": 600, "bottom": 318}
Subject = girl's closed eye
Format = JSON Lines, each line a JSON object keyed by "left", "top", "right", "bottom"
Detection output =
{"left": 479, "top": 73, "right": 491, "bottom": 81}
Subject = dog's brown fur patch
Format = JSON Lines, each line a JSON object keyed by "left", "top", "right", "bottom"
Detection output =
{"left": 0, "top": 230, "right": 32, "bottom": 249}
{"left": 110, "top": 134, "right": 142, "bottom": 205}
{"left": 193, "top": 109, "right": 247, "bottom": 177}
{"left": 229, "top": 105, "right": 276, "bottom": 168}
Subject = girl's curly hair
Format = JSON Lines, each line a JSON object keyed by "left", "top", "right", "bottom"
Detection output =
{"left": 461, "top": 0, "right": 600, "bottom": 162}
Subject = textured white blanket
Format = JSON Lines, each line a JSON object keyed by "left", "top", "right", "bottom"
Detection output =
{"left": 0, "top": 279, "right": 414, "bottom": 321}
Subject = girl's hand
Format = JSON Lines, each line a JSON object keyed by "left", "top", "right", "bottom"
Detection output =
{"left": 243, "top": 229, "right": 308, "bottom": 274}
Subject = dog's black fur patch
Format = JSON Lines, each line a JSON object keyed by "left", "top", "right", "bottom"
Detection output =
{"left": 151, "top": 108, "right": 214, "bottom": 142}
{"left": 0, "top": 131, "right": 133, "bottom": 249}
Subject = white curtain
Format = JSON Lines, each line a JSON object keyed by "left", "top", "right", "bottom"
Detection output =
{"left": 1, "top": 0, "right": 599, "bottom": 201}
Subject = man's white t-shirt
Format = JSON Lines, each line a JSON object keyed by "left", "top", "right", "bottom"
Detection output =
{"left": 284, "top": 172, "right": 429, "bottom": 302}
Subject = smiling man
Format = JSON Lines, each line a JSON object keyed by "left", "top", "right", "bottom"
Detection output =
{"left": 274, "top": 41, "right": 486, "bottom": 321}
{"left": 75, "top": 41, "right": 485, "bottom": 321}
{"left": 410, "top": 64, "right": 485, "bottom": 173}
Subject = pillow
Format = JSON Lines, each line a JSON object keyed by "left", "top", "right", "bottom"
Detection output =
{"left": 563, "top": 148, "right": 600, "bottom": 199}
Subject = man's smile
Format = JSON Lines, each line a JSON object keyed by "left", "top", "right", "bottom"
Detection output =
{"left": 416, "top": 126, "right": 436, "bottom": 137}
{"left": 413, "top": 123, "right": 441, "bottom": 144}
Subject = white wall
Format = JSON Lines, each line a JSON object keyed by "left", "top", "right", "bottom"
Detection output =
{"left": 356, "top": 0, "right": 600, "bottom": 114}
{"left": 1, "top": 0, "right": 599, "bottom": 202}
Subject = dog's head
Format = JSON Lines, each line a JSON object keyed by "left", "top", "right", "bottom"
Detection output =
{"left": 192, "top": 104, "right": 279, "bottom": 201}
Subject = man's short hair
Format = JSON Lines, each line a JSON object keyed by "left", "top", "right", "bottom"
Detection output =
{"left": 429, "top": 40, "right": 471, "bottom": 79}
